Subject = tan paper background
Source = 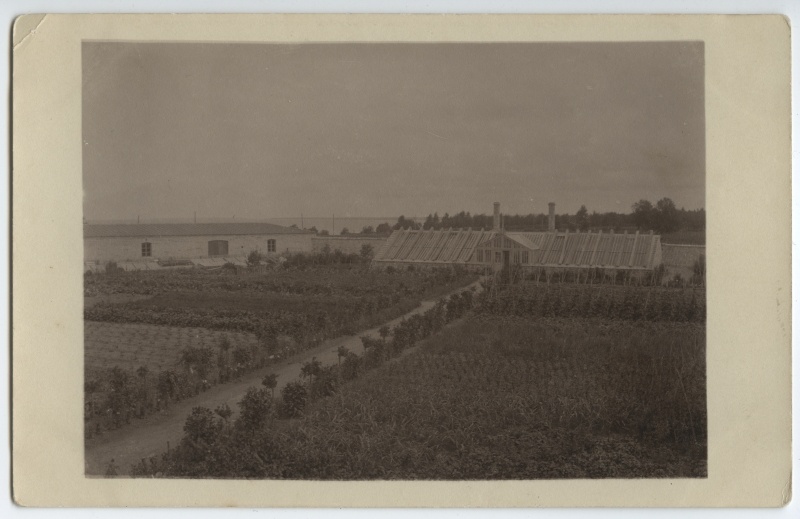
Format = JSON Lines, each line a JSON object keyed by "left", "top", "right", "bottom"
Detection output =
{"left": 11, "top": 14, "right": 791, "bottom": 507}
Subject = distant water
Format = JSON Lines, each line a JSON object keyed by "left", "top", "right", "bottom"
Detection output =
{"left": 264, "top": 217, "right": 406, "bottom": 234}
{"left": 86, "top": 216, "right": 421, "bottom": 234}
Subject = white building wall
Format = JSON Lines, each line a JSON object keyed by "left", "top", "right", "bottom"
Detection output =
{"left": 84, "top": 233, "right": 313, "bottom": 263}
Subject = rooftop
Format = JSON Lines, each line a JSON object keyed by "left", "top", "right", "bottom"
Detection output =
{"left": 84, "top": 222, "right": 312, "bottom": 238}
{"left": 374, "top": 228, "right": 663, "bottom": 269}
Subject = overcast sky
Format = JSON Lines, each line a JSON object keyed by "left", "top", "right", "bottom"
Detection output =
{"left": 83, "top": 41, "right": 704, "bottom": 221}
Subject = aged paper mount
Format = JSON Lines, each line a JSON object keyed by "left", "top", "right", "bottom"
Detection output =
{"left": 11, "top": 14, "right": 791, "bottom": 507}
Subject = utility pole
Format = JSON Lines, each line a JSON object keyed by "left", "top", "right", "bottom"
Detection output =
{"left": 301, "top": 213, "right": 304, "bottom": 229}
{"left": 332, "top": 214, "right": 335, "bottom": 235}
{"left": 194, "top": 211, "right": 197, "bottom": 224}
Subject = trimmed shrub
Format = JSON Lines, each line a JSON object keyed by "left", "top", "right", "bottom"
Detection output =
{"left": 281, "top": 381, "right": 308, "bottom": 418}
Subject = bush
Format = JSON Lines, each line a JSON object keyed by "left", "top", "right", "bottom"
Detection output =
{"left": 184, "top": 406, "right": 223, "bottom": 444}
{"left": 157, "top": 370, "right": 179, "bottom": 403}
{"left": 232, "top": 346, "right": 253, "bottom": 369}
{"left": 236, "top": 387, "right": 274, "bottom": 432}
{"left": 360, "top": 244, "right": 374, "bottom": 262}
{"left": 105, "top": 366, "right": 134, "bottom": 426}
{"left": 180, "top": 346, "right": 215, "bottom": 380}
{"left": 281, "top": 381, "right": 308, "bottom": 417}
{"left": 341, "top": 351, "right": 362, "bottom": 381}
{"left": 360, "top": 335, "right": 382, "bottom": 353}
{"left": 363, "top": 347, "right": 385, "bottom": 370}
{"left": 310, "top": 365, "right": 338, "bottom": 399}
{"left": 214, "top": 403, "right": 233, "bottom": 421}
{"left": 262, "top": 373, "right": 279, "bottom": 398}
{"left": 247, "top": 250, "right": 263, "bottom": 267}
{"left": 300, "top": 357, "right": 323, "bottom": 382}
{"left": 105, "top": 261, "right": 123, "bottom": 276}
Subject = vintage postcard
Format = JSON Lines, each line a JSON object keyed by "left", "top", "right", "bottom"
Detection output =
{"left": 11, "top": 14, "right": 790, "bottom": 507}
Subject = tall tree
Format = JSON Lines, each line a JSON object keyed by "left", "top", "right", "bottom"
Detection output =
{"left": 655, "top": 197, "right": 680, "bottom": 233}
{"left": 360, "top": 244, "right": 374, "bottom": 262}
{"left": 375, "top": 222, "right": 392, "bottom": 234}
{"left": 576, "top": 205, "right": 589, "bottom": 231}
{"left": 632, "top": 199, "right": 655, "bottom": 231}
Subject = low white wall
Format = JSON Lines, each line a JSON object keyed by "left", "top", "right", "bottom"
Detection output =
{"left": 84, "top": 233, "right": 313, "bottom": 263}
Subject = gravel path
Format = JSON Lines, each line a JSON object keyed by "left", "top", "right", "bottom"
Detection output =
{"left": 85, "top": 280, "right": 481, "bottom": 476}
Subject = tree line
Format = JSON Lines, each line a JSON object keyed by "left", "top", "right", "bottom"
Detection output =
{"left": 301, "top": 198, "right": 704, "bottom": 236}
{"left": 412, "top": 198, "right": 702, "bottom": 234}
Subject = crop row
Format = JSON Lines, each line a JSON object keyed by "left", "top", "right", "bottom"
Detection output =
{"left": 85, "top": 263, "right": 473, "bottom": 298}
{"left": 477, "top": 284, "right": 705, "bottom": 323}
{"left": 85, "top": 292, "right": 428, "bottom": 344}
{"left": 129, "top": 300, "right": 705, "bottom": 479}
{"left": 85, "top": 330, "right": 286, "bottom": 438}
{"left": 84, "top": 321, "right": 260, "bottom": 373}
{"left": 87, "top": 290, "right": 476, "bottom": 442}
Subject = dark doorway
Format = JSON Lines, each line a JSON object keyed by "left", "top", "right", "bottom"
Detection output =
{"left": 503, "top": 250, "right": 510, "bottom": 268}
{"left": 208, "top": 240, "right": 229, "bottom": 257}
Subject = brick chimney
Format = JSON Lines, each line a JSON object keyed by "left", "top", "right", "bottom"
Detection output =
{"left": 548, "top": 202, "right": 556, "bottom": 231}
{"left": 493, "top": 202, "right": 500, "bottom": 231}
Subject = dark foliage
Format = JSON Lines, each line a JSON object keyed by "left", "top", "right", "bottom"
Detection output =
{"left": 281, "top": 382, "right": 308, "bottom": 418}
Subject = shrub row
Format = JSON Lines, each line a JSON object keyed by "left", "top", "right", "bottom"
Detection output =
{"left": 86, "top": 286, "right": 476, "bottom": 440}
{"left": 129, "top": 313, "right": 706, "bottom": 479}
{"left": 477, "top": 284, "right": 705, "bottom": 323}
{"left": 127, "top": 289, "right": 478, "bottom": 477}
{"left": 85, "top": 337, "right": 281, "bottom": 438}
{"left": 85, "top": 262, "right": 472, "bottom": 298}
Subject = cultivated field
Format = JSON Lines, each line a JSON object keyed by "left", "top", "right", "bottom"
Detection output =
{"left": 85, "top": 265, "right": 476, "bottom": 339}
{"left": 130, "top": 283, "right": 706, "bottom": 479}
{"left": 482, "top": 283, "right": 705, "bottom": 322}
{"left": 84, "top": 263, "right": 478, "bottom": 438}
{"left": 84, "top": 261, "right": 471, "bottom": 297}
{"left": 85, "top": 322, "right": 259, "bottom": 372}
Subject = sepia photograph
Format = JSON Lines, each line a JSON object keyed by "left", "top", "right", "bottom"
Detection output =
{"left": 82, "top": 40, "right": 707, "bottom": 479}
{"left": 11, "top": 13, "right": 791, "bottom": 508}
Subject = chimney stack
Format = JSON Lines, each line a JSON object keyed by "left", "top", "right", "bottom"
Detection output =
{"left": 493, "top": 202, "right": 500, "bottom": 231}
{"left": 548, "top": 202, "right": 556, "bottom": 231}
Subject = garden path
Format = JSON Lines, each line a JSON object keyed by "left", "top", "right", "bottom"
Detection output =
{"left": 85, "top": 279, "right": 482, "bottom": 476}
